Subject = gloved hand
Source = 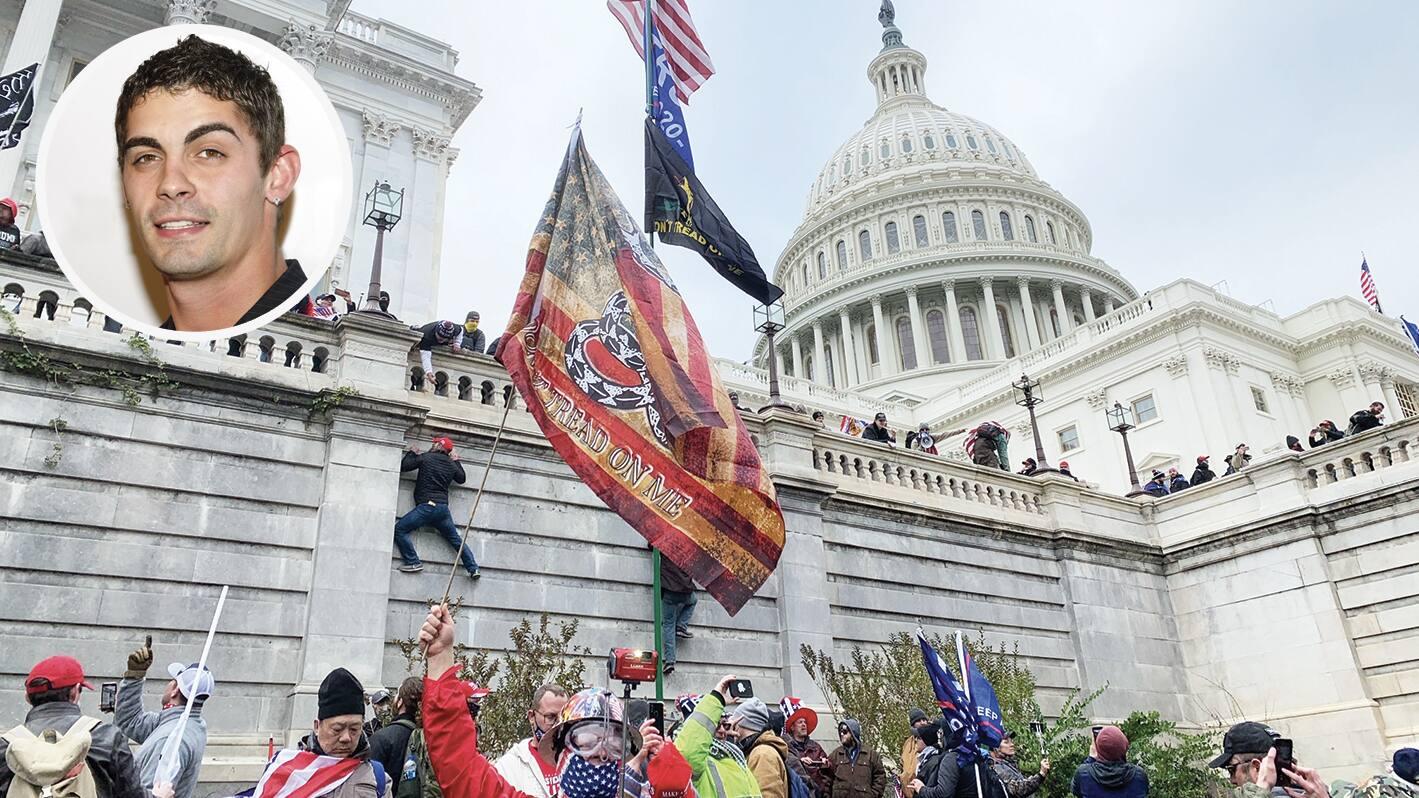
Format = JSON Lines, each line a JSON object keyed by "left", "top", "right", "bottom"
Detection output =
{"left": 125, "top": 640, "right": 153, "bottom": 680}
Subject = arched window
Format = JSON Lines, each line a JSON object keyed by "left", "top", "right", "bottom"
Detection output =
{"left": 801, "top": 263, "right": 808, "bottom": 286}
{"left": 901, "top": 137, "right": 913, "bottom": 153}
{"left": 999, "top": 211, "right": 1014, "bottom": 241}
{"left": 1046, "top": 221, "right": 1056, "bottom": 245}
{"left": 971, "top": 210, "right": 987, "bottom": 240}
{"left": 960, "top": 306, "right": 983, "bottom": 360}
{"left": 866, "top": 324, "right": 879, "bottom": 364}
{"left": 896, "top": 317, "right": 917, "bottom": 370}
{"left": 985, "top": 137, "right": 998, "bottom": 154}
{"left": 966, "top": 133, "right": 979, "bottom": 150}
{"left": 828, "top": 165, "right": 836, "bottom": 186}
{"left": 858, "top": 229, "right": 872, "bottom": 260}
{"left": 817, "top": 252, "right": 826, "bottom": 279}
{"left": 861, "top": 147, "right": 871, "bottom": 166}
{"left": 997, "top": 304, "right": 1015, "bottom": 358}
{"left": 843, "top": 155, "right": 851, "bottom": 175}
{"left": 913, "top": 215, "right": 928, "bottom": 247}
{"left": 943, "top": 211, "right": 959, "bottom": 243}
{"left": 946, "top": 132, "right": 958, "bottom": 149}
{"left": 1024, "top": 215, "right": 1037, "bottom": 243}
{"left": 1003, "top": 142, "right": 1016, "bottom": 160}
{"left": 885, "top": 222, "right": 900, "bottom": 254}
{"left": 823, "top": 345, "right": 836, "bottom": 387}
{"left": 836, "top": 239, "right": 848, "bottom": 270}
{"left": 926, "top": 309, "right": 949, "bottom": 364}
{"left": 923, "top": 133, "right": 935, "bottom": 150}
{"left": 880, "top": 141, "right": 890, "bottom": 159}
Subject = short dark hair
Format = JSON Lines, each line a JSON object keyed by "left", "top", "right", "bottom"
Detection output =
{"left": 26, "top": 685, "right": 75, "bottom": 706}
{"left": 531, "top": 683, "right": 569, "bottom": 710}
{"left": 115, "top": 35, "right": 285, "bottom": 172}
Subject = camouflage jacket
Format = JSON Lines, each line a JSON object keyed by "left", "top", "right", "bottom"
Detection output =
{"left": 1229, "top": 776, "right": 1419, "bottom": 798}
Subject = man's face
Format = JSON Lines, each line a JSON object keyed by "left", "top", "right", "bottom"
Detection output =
{"left": 528, "top": 692, "right": 567, "bottom": 737}
{"left": 875, "top": 417, "right": 887, "bottom": 428}
{"left": 998, "top": 737, "right": 1015, "bottom": 757}
{"left": 1168, "top": 469, "right": 1178, "bottom": 478}
{"left": 792, "top": 718, "right": 808, "bottom": 738}
{"left": 715, "top": 718, "right": 733, "bottom": 741}
{"left": 161, "top": 680, "right": 183, "bottom": 708}
{"left": 0, "top": 205, "right": 12, "bottom": 225}
{"left": 314, "top": 714, "right": 364, "bottom": 757}
{"left": 466, "top": 319, "right": 479, "bottom": 332}
{"left": 1372, "top": 403, "right": 1384, "bottom": 415}
{"left": 912, "top": 718, "right": 930, "bottom": 730}
{"left": 839, "top": 725, "right": 855, "bottom": 746}
{"left": 1227, "top": 757, "right": 1259, "bottom": 787}
{"left": 120, "top": 89, "right": 276, "bottom": 281}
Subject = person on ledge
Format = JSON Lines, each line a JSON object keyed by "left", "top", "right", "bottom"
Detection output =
{"left": 862, "top": 413, "right": 896, "bottom": 446}
{"left": 394, "top": 437, "right": 479, "bottom": 579}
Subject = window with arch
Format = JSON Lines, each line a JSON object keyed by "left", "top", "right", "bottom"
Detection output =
{"left": 943, "top": 211, "right": 959, "bottom": 243}
{"left": 997, "top": 305, "right": 1015, "bottom": 358}
{"left": 923, "top": 133, "right": 935, "bottom": 150}
{"left": 999, "top": 211, "right": 1014, "bottom": 241}
{"left": 985, "top": 137, "right": 998, "bottom": 154}
{"left": 912, "top": 215, "right": 928, "bottom": 247}
{"left": 880, "top": 140, "right": 891, "bottom": 159}
{"left": 966, "top": 133, "right": 979, "bottom": 150}
{"left": 866, "top": 324, "right": 879, "bottom": 364}
{"left": 1024, "top": 215, "right": 1037, "bottom": 243}
{"left": 801, "top": 263, "right": 809, "bottom": 286}
{"left": 1046, "top": 221, "right": 1057, "bottom": 245}
{"left": 895, "top": 317, "right": 917, "bottom": 370}
{"left": 836, "top": 239, "right": 848, "bottom": 271}
{"left": 926, "top": 308, "right": 949, "bottom": 364}
{"left": 828, "top": 164, "right": 836, "bottom": 186}
{"left": 858, "top": 229, "right": 872, "bottom": 260}
{"left": 817, "top": 252, "right": 826, "bottom": 279}
{"left": 884, "top": 221, "right": 900, "bottom": 254}
{"left": 861, "top": 147, "right": 871, "bottom": 166}
{"left": 823, "top": 345, "right": 836, "bottom": 386}
{"left": 1003, "top": 142, "right": 1016, "bottom": 161}
{"left": 960, "top": 306, "right": 983, "bottom": 360}
{"left": 843, "top": 155, "right": 851, "bottom": 175}
{"left": 901, "top": 137, "right": 913, "bottom": 153}
{"left": 946, "top": 132, "right": 958, "bottom": 149}
{"left": 971, "top": 210, "right": 987, "bottom": 239}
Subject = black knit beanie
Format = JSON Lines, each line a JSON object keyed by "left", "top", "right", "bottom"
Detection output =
{"left": 318, "top": 668, "right": 366, "bottom": 721}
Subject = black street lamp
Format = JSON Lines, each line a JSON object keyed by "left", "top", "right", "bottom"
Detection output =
{"left": 754, "top": 300, "right": 792, "bottom": 411}
{"left": 1011, "top": 373, "right": 1052, "bottom": 472}
{"left": 359, "top": 180, "right": 404, "bottom": 318}
{"left": 1107, "top": 401, "right": 1146, "bottom": 496}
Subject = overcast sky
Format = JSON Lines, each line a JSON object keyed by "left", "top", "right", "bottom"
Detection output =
{"left": 357, "top": 0, "right": 1419, "bottom": 362}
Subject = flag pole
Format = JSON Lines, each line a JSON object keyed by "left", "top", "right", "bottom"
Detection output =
{"left": 643, "top": 0, "right": 667, "bottom": 703}
{"left": 154, "top": 585, "right": 228, "bottom": 789}
{"left": 956, "top": 631, "right": 985, "bottom": 798}
{"left": 439, "top": 394, "right": 515, "bottom": 605}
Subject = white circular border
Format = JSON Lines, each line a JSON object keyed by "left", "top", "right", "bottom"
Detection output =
{"left": 36, "top": 24, "right": 353, "bottom": 343}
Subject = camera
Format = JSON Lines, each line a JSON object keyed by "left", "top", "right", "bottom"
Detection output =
{"left": 608, "top": 648, "right": 658, "bottom": 684}
{"left": 100, "top": 682, "right": 118, "bottom": 713}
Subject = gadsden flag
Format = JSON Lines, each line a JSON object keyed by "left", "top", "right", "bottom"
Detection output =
{"left": 499, "top": 127, "right": 784, "bottom": 614}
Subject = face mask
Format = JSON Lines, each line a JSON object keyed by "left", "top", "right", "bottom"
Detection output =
{"left": 559, "top": 754, "right": 620, "bottom": 798}
{"left": 466, "top": 322, "right": 478, "bottom": 332}
{"left": 533, "top": 725, "right": 546, "bottom": 742}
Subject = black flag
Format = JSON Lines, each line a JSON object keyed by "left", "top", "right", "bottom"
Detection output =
{"left": 0, "top": 63, "right": 38, "bottom": 151}
{"left": 644, "top": 118, "right": 783, "bottom": 305}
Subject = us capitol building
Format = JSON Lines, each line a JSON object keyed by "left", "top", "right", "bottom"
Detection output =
{"left": 1, "top": 0, "right": 1416, "bottom": 788}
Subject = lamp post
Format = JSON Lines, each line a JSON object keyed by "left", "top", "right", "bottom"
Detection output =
{"left": 359, "top": 180, "right": 404, "bottom": 318}
{"left": 1011, "top": 372, "right": 1052, "bottom": 472}
{"left": 754, "top": 300, "right": 792, "bottom": 410}
{"left": 1107, "top": 401, "right": 1146, "bottom": 496}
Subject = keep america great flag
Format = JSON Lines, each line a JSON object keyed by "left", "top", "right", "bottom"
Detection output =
{"left": 498, "top": 127, "right": 784, "bottom": 615}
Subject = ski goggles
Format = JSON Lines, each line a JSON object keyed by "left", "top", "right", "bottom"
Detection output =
{"left": 566, "top": 724, "right": 626, "bottom": 758}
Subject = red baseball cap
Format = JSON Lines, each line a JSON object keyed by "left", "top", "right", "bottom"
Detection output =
{"left": 26, "top": 656, "right": 95, "bottom": 695}
{"left": 431, "top": 436, "right": 454, "bottom": 452}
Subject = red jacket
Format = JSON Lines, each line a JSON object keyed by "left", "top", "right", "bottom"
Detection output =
{"left": 424, "top": 668, "right": 531, "bottom": 798}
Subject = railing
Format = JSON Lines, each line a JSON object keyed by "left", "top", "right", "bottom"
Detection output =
{"left": 714, "top": 357, "right": 912, "bottom": 420}
{"left": 812, "top": 430, "right": 1045, "bottom": 515}
{"left": 1303, "top": 422, "right": 1418, "bottom": 489}
{"left": 336, "top": 12, "right": 379, "bottom": 44}
{"left": 407, "top": 346, "right": 524, "bottom": 410}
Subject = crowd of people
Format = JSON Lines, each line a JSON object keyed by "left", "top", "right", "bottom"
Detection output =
{"left": 6, "top": 605, "right": 1416, "bottom": 798}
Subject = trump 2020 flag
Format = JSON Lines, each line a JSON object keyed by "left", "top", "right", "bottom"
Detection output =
{"left": 0, "top": 63, "right": 38, "bottom": 150}
{"left": 960, "top": 635, "right": 1005, "bottom": 750}
{"left": 917, "top": 630, "right": 979, "bottom": 765}
{"left": 1401, "top": 316, "right": 1419, "bottom": 358}
{"left": 499, "top": 126, "right": 784, "bottom": 615}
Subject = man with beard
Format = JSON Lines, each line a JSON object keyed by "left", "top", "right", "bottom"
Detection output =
{"left": 251, "top": 669, "right": 377, "bottom": 798}
{"left": 115, "top": 36, "right": 305, "bottom": 332}
{"left": 781, "top": 698, "right": 828, "bottom": 798}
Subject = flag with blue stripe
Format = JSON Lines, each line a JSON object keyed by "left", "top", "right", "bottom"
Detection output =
{"left": 916, "top": 630, "right": 984, "bottom": 766}
{"left": 650, "top": 35, "right": 694, "bottom": 170}
{"left": 962, "top": 645, "right": 1005, "bottom": 750}
{"left": 1401, "top": 316, "right": 1419, "bottom": 357}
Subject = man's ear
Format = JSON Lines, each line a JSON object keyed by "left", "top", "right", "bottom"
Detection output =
{"left": 265, "top": 144, "right": 301, "bottom": 206}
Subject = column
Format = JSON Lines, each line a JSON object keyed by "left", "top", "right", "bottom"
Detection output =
{"left": 0, "top": 0, "right": 64, "bottom": 202}
{"left": 838, "top": 308, "right": 859, "bottom": 386}
{"left": 165, "top": 0, "right": 217, "bottom": 24}
{"left": 1017, "top": 277, "right": 1042, "bottom": 350}
{"left": 1081, "top": 287, "right": 1097, "bottom": 323}
{"left": 1381, "top": 376, "right": 1401, "bottom": 418}
{"left": 774, "top": 348, "right": 785, "bottom": 378}
{"left": 905, "top": 286, "right": 928, "bottom": 370}
{"left": 811, "top": 321, "right": 826, "bottom": 386}
{"left": 942, "top": 280, "right": 966, "bottom": 364}
{"left": 791, "top": 335, "right": 804, "bottom": 379}
{"left": 1051, "top": 280, "right": 1072, "bottom": 335}
{"left": 870, "top": 295, "right": 894, "bottom": 378}
{"left": 278, "top": 20, "right": 333, "bottom": 73}
{"left": 981, "top": 278, "right": 1005, "bottom": 360}
{"left": 1104, "top": 296, "right": 1117, "bottom": 314}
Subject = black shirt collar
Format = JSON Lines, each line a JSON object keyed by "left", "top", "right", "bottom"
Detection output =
{"left": 160, "top": 259, "right": 307, "bottom": 331}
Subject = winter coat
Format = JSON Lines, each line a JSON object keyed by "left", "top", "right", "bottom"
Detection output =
{"left": 369, "top": 714, "right": 417, "bottom": 789}
{"left": 675, "top": 693, "right": 764, "bottom": 798}
{"left": 659, "top": 551, "right": 696, "bottom": 595}
{"left": 113, "top": 677, "right": 208, "bottom": 798}
{"left": 1347, "top": 410, "right": 1383, "bottom": 436}
{"left": 460, "top": 328, "right": 488, "bottom": 354}
{"left": 991, "top": 755, "right": 1043, "bottom": 798}
{"left": 1308, "top": 427, "right": 1345, "bottom": 448}
{"left": 1142, "top": 481, "right": 1168, "bottom": 497}
{"left": 1223, "top": 453, "right": 1251, "bottom": 476}
{"left": 493, "top": 739, "right": 558, "bottom": 798}
{"left": 745, "top": 730, "right": 792, "bottom": 798}
{"left": 787, "top": 735, "right": 830, "bottom": 797}
{"left": 417, "top": 321, "right": 463, "bottom": 351}
{"left": 1189, "top": 464, "right": 1215, "bottom": 486}
{"left": 0, "top": 700, "right": 146, "bottom": 798}
{"left": 900, "top": 737, "right": 920, "bottom": 794}
{"left": 862, "top": 425, "right": 896, "bottom": 445}
{"left": 824, "top": 735, "right": 886, "bottom": 798}
{"left": 921, "top": 756, "right": 1006, "bottom": 798}
{"left": 1167, "top": 476, "right": 1189, "bottom": 493}
{"left": 1070, "top": 758, "right": 1148, "bottom": 798}
{"left": 402, "top": 449, "right": 467, "bottom": 505}
{"left": 913, "top": 749, "right": 943, "bottom": 798}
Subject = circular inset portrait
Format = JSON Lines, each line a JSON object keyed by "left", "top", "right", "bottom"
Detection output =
{"left": 36, "top": 25, "right": 352, "bottom": 340}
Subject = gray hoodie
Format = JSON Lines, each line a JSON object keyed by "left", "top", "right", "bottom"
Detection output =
{"left": 113, "top": 678, "right": 208, "bottom": 798}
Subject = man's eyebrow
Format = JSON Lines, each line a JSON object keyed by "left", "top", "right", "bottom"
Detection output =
{"left": 185, "top": 122, "right": 240, "bottom": 145}
{"left": 119, "top": 136, "right": 162, "bottom": 155}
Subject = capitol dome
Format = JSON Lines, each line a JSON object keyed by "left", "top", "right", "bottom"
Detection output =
{"left": 755, "top": 4, "right": 1138, "bottom": 405}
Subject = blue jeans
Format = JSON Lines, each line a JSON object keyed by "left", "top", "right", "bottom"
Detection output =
{"left": 660, "top": 589, "right": 697, "bottom": 666}
{"left": 394, "top": 502, "right": 479, "bottom": 574}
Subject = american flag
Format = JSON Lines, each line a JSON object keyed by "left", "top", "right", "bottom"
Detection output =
{"left": 607, "top": 0, "right": 715, "bottom": 104}
{"left": 1361, "top": 257, "right": 1382, "bottom": 313}
{"left": 251, "top": 750, "right": 363, "bottom": 798}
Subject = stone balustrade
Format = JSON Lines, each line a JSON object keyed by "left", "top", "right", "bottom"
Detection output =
{"left": 1303, "top": 423, "right": 1416, "bottom": 488}
{"left": 406, "top": 346, "right": 522, "bottom": 410}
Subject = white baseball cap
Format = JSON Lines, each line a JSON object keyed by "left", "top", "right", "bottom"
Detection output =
{"left": 167, "top": 662, "right": 215, "bottom": 700}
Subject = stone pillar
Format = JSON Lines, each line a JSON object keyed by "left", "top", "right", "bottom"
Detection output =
{"left": 942, "top": 280, "right": 965, "bottom": 364}
{"left": 870, "top": 295, "right": 893, "bottom": 379}
{"left": 0, "top": 0, "right": 63, "bottom": 202}
{"left": 165, "top": 0, "right": 216, "bottom": 24}
{"left": 333, "top": 312, "right": 423, "bottom": 391}
{"left": 1017, "top": 277, "right": 1042, "bottom": 350}
{"left": 981, "top": 278, "right": 1005, "bottom": 361}
{"left": 1381, "top": 375, "right": 1401, "bottom": 418}
{"left": 790, "top": 335, "right": 804, "bottom": 379}
{"left": 1051, "top": 280, "right": 1072, "bottom": 335}
{"left": 1081, "top": 287, "right": 1097, "bottom": 323}
{"left": 278, "top": 20, "right": 333, "bottom": 73}
{"left": 1104, "top": 296, "right": 1117, "bottom": 314}
{"left": 905, "top": 286, "right": 927, "bottom": 370}
{"left": 838, "top": 308, "right": 859, "bottom": 386}
{"left": 811, "top": 321, "right": 826, "bottom": 386}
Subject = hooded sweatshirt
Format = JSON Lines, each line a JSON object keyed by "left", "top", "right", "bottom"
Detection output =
{"left": 112, "top": 677, "right": 208, "bottom": 798}
{"left": 743, "top": 730, "right": 792, "bottom": 798}
{"left": 826, "top": 721, "right": 885, "bottom": 798}
{"left": 1070, "top": 757, "right": 1148, "bottom": 798}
